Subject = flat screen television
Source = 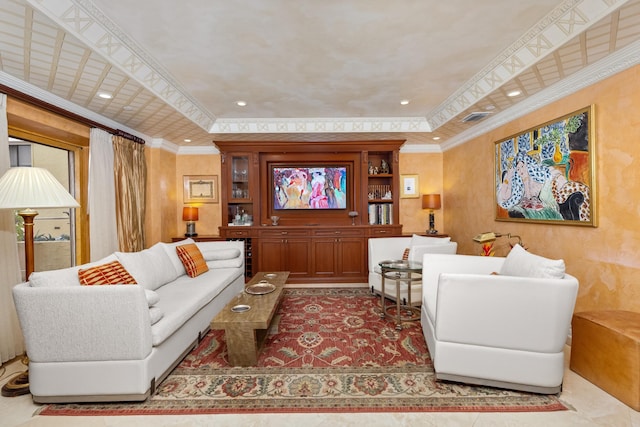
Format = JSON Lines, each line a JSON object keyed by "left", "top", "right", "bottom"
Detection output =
{"left": 273, "top": 166, "right": 347, "bottom": 210}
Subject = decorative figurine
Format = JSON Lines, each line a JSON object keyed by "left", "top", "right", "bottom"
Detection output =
{"left": 380, "top": 159, "right": 389, "bottom": 174}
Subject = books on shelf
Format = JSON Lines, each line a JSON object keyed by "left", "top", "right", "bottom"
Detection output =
{"left": 368, "top": 203, "right": 393, "bottom": 225}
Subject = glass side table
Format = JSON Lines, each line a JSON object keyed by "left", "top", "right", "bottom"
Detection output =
{"left": 379, "top": 259, "right": 422, "bottom": 330}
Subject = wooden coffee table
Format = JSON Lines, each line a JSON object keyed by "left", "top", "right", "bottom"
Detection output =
{"left": 211, "top": 271, "right": 290, "bottom": 366}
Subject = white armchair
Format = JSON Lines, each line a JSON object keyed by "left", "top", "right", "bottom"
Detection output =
{"left": 421, "top": 246, "right": 578, "bottom": 394}
{"left": 368, "top": 235, "right": 457, "bottom": 305}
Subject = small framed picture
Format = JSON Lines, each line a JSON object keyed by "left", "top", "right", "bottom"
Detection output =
{"left": 183, "top": 175, "right": 219, "bottom": 203}
{"left": 400, "top": 174, "right": 420, "bottom": 198}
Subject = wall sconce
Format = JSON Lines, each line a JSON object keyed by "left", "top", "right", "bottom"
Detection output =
{"left": 182, "top": 206, "right": 199, "bottom": 237}
{"left": 422, "top": 194, "right": 441, "bottom": 235}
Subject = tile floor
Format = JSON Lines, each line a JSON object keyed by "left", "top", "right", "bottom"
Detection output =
{"left": 2, "top": 346, "right": 639, "bottom": 427}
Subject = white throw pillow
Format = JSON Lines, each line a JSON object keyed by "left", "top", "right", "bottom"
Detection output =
{"left": 201, "top": 248, "right": 241, "bottom": 261}
{"left": 29, "top": 254, "right": 117, "bottom": 287}
{"left": 160, "top": 238, "right": 195, "bottom": 277}
{"left": 410, "top": 234, "right": 451, "bottom": 247}
{"left": 116, "top": 243, "right": 179, "bottom": 290}
{"left": 499, "top": 244, "right": 566, "bottom": 279}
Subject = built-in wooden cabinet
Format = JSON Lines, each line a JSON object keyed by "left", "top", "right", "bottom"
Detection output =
{"left": 217, "top": 140, "right": 404, "bottom": 283}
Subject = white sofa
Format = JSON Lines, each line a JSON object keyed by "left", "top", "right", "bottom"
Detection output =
{"left": 421, "top": 245, "right": 579, "bottom": 394}
{"left": 12, "top": 239, "right": 245, "bottom": 403}
{"left": 368, "top": 234, "right": 457, "bottom": 305}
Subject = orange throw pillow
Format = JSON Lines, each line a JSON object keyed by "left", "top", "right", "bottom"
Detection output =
{"left": 78, "top": 260, "right": 137, "bottom": 286}
{"left": 176, "top": 243, "right": 209, "bottom": 278}
{"left": 402, "top": 248, "right": 410, "bottom": 260}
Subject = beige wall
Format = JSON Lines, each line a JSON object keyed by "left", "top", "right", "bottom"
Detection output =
{"left": 443, "top": 63, "right": 640, "bottom": 313}
{"left": 399, "top": 152, "right": 444, "bottom": 234}
{"left": 145, "top": 147, "right": 179, "bottom": 245}
{"left": 174, "top": 153, "right": 223, "bottom": 238}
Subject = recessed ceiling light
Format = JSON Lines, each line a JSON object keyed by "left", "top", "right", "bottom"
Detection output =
{"left": 400, "top": 100, "right": 410, "bottom": 105}
{"left": 484, "top": 105, "right": 495, "bottom": 111}
{"left": 432, "top": 136, "right": 441, "bottom": 141}
{"left": 98, "top": 92, "right": 112, "bottom": 99}
{"left": 507, "top": 90, "right": 521, "bottom": 97}
{"left": 236, "top": 101, "right": 247, "bottom": 107}
{"left": 122, "top": 105, "right": 134, "bottom": 111}
{"left": 184, "top": 139, "right": 191, "bottom": 143}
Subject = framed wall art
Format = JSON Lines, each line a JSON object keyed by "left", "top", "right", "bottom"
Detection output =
{"left": 495, "top": 105, "right": 596, "bottom": 226}
{"left": 400, "top": 174, "right": 420, "bottom": 198}
{"left": 183, "top": 175, "right": 219, "bottom": 203}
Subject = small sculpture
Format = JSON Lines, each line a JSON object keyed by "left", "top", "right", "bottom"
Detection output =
{"left": 368, "top": 161, "right": 375, "bottom": 175}
{"left": 380, "top": 159, "right": 389, "bottom": 174}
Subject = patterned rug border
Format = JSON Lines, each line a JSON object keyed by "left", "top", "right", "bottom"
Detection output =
{"left": 37, "top": 288, "right": 570, "bottom": 415}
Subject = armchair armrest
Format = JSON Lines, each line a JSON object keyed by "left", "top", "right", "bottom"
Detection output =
{"left": 434, "top": 273, "right": 579, "bottom": 353}
{"left": 13, "top": 283, "right": 152, "bottom": 363}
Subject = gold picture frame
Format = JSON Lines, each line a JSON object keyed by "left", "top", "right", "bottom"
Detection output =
{"left": 183, "top": 175, "right": 219, "bottom": 203}
{"left": 494, "top": 105, "right": 596, "bottom": 226}
{"left": 400, "top": 174, "right": 420, "bottom": 198}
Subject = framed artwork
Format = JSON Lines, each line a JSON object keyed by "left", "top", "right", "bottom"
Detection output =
{"left": 400, "top": 174, "right": 420, "bottom": 198}
{"left": 495, "top": 105, "right": 596, "bottom": 226}
{"left": 183, "top": 175, "right": 219, "bottom": 203}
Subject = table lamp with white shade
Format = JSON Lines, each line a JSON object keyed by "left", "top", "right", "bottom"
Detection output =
{"left": 0, "top": 166, "right": 79, "bottom": 396}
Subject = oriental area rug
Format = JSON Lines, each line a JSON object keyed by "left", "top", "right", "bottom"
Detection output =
{"left": 38, "top": 288, "right": 568, "bottom": 415}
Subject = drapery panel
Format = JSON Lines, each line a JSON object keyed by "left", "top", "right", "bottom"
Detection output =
{"left": 88, "top": 128, "right": 118, "bottom": 261}
{"left": 113, "top": 135, "right": 146, "bottom": 252}
{"left": 0, "top": 93, "right": 25, "bottom": 363}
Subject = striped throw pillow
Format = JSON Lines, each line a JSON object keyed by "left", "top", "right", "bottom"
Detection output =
{"left": 176, "top": 243, "right": 209, "bottom": 278}
{"left": 78, "top": 260, "right": 137, "bottom": 286}
{"left": 402, "top": 247, "right": 410, "bottom": 261}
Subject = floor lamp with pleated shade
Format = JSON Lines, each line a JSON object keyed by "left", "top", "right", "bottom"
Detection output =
{"left": 0, "top": 166, "right": 79, "bottom": 397}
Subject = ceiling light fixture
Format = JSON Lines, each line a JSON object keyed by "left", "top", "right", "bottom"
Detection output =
{"left": 122, "top": 105, "right": 134, "bottom": 111}
{"left": 98, "top": 92, "right": 112, "bottom": 99}
{"left": 432, "top": 136, "right": 441, "bottom": 140}
{"left": 507, "top": 90, "right": 521, "bottom": 97}
{"left": 400, "top": 100, "right": 410, "bottom": 105}
{"left": 184, "top": 139, "right": 191, "bottom": 143}
{"left": 236, "top": 101, "right": 247, "bottom": 107}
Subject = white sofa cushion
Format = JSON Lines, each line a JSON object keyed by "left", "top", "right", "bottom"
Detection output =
{"left": 151, "top": 268, "right": 240, "bottom": 346}
{"left": 160, "top": 238, "right": 195, "bottom": 277}
{"left": 202, "top": 248, "right": 241, "bottom": 261}
{"left": 149, "top": 306, "right": 164, "bottom": 325}
{"left": 499, "top": 244, "right": 565, "bottom": 279}
{"left": 144, "top": 289, "right": 160, "bottom": 306}
{"left": 28, "top": 254, "right": 117, "bottom": 288}
{"left": 116, "top": 243, "right": 179, "bottom": 290}
{"left": 206, "top": 258, "right": 243, "bottom": 269}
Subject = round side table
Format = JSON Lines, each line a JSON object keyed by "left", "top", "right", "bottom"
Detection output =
{"left": 378, "top": 259, "right": 422, "bottom": 330}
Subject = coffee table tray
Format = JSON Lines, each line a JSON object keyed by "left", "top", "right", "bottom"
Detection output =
{"left": 245, "top": 282, "right": 276, "bottom": 295}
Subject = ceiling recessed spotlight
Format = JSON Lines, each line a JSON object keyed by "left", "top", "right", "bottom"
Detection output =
{"left": 184, "top": 139, "right": 191, "bottom": 143}
{"left": 507, "top": 90, "right": 521, "bottom": 97}
{"left": 98, "top": 92, "right": 112, "bottom": 99}
{"left": 432, "top": 136, "right": 441, "bottom": 141}
{"left": 484, "top": 105, "right": 495, "bottom": 111}
{"left": 122, "top": 105, "right": 134, "bottom": 111}
{"left": 400, "top": 99, "right": 410, "bottom": 105}
{"left": 236, "top": 100, "right": 247, "bottom": 107}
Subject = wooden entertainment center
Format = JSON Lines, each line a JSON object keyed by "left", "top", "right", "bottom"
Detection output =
{"left": 217, "top": 140, "right": 404, "bottom": 283}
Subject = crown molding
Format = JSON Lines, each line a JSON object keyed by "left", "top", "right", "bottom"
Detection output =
{"left": 209, "top": 117, "right": 431, "bottom": 133}
{"left": 427, "top": 0, "right": 632, "bottom": 131}
{"left": 440, "top": 37, "right": 640, "bottom": 152}
{"left": 0, "top": 70, "right": 148, "bottom": 140}
{"left": 400, "top": 143, "right": 441, "bottom": 154}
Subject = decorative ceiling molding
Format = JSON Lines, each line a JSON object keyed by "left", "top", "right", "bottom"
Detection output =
{"left": 0, "top": 69, "right": 147, "bottom": 139}
{"left": 27, "top": 0, "right": 216, "bottom": 131}
{"left": 426, "top": 0, "right": 632, "bottom": 131}
{"left": 440, "top": 36, "right": 640, "bottom": 152}
{"left": 209, "top": 117, "right": 431, "bottom": 134}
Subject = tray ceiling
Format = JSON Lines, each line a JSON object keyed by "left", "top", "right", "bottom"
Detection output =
{"left": 1, "top": 0, "right": 639, "bottom": 152}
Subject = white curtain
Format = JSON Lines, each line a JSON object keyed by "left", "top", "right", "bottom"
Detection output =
{"left": 88, "top": 128, "right": 118, "bottom": 261}
{"left": 0, "top": 93, "right": 25, "bottom": 363}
